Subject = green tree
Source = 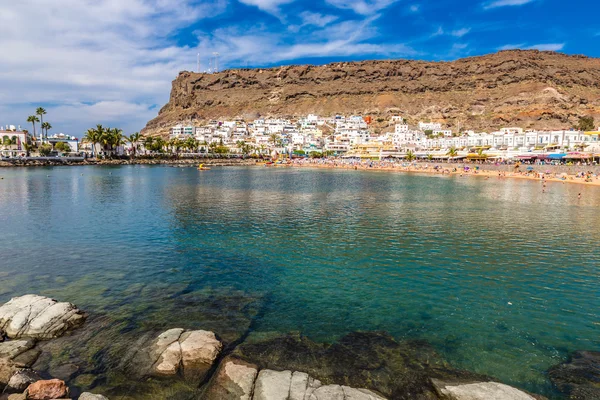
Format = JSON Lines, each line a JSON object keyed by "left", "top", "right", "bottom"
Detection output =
{"left": 36, "top": 107, "right": 47, "bottom": 142}
{"left": 127, "top": 132, "right": 142, "bottom": 157}
{"left": 41, "top": 122, "right": 52, "bottom": 139}
{"left": 83, "top": 125, "right": 104, "bottom": 158}
{"left": 447, "top": 146, "right": 458, "bottom": 161}
{"left": 406, "top": 150, "right": 416, "bottom": 161}
{"left": 577, "top": 116, "right": 595, "bottom": 131}
{"left": 54, "top": 142, "right": 71, "bottom": 153}
{"left": 27, "top": 115, "right": 39, "bottom": 140}
{"left": 424, "top": 129, "right": 433, "bottom": 137}
{"left": 23, "top": 142, "right": 33, "bottom": 157}
{"left": 39, "top": 143, "right": 53, "bottom": 156}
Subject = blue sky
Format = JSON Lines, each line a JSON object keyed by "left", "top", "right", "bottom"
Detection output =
{"left": 0, "top": 0, "right": 598, "bottom": 136}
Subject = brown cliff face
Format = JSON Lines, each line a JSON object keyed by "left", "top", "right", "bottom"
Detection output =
{"left": 142, "top": 50, "right": 600, "bottom": 136}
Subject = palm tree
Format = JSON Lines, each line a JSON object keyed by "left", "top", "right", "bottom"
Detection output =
{"left": 41, "top": 122, "right": 52, "bottom": 139}
{"left": 406, "top": 150, "right": 416, "bottom": 162}
{"left": 107, "top": 128, "right": 124, "bottom": 157}
{"left": 426, "top": 154, "right": 433, "bottom": 162}
{"left": 447, "top": 147, "right": 458, "bottom": 162}
{"left": 83, "top": 125, "right": 104, "bottom": 158}
{"left": 27, "top": 116, "right": 39, "bottom": 141}
{"left": 23, "top": 142, "right": 33, "bottom": 157}
{"left": 127, "top": 132, "right": 142, "bottom": 157}
{"left": 36, "top": 107, "right": 47, "bottom": 142}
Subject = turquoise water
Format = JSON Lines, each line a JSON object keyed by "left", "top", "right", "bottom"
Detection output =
{"left": 1, "top": 166, "right": 599, "bottom": 397}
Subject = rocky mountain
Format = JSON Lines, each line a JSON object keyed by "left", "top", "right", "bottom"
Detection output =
{"left": 142, "top": 50, "right": 600, "bottom": 136}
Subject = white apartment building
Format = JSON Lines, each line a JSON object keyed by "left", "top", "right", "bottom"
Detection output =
{"left": 391, "top": 116, "right": 404, "bottom": 123}
{"left": 170, "top": 124, "right": 195, "bottom": 138}
{"left": 418, "top": 122, "right": 442, "bottom": 131}
{"left": 433, "top": 129, "right": 453, "bottom": 137}
{"left": 395, "top": 124, "right": 409, "bottom": 134}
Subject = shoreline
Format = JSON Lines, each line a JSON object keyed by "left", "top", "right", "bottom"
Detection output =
{"left": 0, "top": 157, "right": 260, "bottom": 168}
{"left": 288, "top": 160, "right": 600, "bottom": 187}
{"left": 3, "top": 156, "right": 600, "bottom": 187}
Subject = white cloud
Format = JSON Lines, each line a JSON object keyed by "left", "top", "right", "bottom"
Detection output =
{"left": 497, "top": 43, "right": 565, "bottom": 52}
{"left": 451, "top": 28, "right": 471, "bottom": 38}
{"left": 299, "top": 11, "right": 339, "bottom": 27}
{"left": 409, "top": 4, "right": 420, "bottom": 12}
{"left": 484, "top": 0, "right": 537, "bottom": 9}
{"left": 497, "top": 43, "right": 525, "bottom": 50}
{"left": 198, "top": 17, "right": 416, "bottom": 65}
{"left": 237, "top": 0, "right": 296, "bottom": 14}
{"left": 0, "top": 0, "right": 228, "bottom": 135}
{"left": 527, "top": 43, "right": 565, "bottom": 51}
{"left": 326, "top": 0, "right": 400, "bottom": 15}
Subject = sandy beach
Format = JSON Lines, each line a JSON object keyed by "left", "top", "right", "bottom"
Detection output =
{"left": 289, "top": 159, "right": 600, "bottom": 187}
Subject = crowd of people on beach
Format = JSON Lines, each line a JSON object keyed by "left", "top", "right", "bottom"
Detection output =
{"left": 289, "top": 157, "right": 600, "bottom": 186}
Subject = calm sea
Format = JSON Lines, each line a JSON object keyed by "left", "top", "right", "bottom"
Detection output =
{"left": 1, "top": 165, "right": 599, "bottom": 397}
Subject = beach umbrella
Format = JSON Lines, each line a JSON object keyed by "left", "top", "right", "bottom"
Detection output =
{"left": 527, "top": 166, "right": 534, "bottom": 171}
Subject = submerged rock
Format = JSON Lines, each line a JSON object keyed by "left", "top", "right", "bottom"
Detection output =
{"left": 4, "top": 369, "right": 41, "bottom": 393}
{"left": 145, "top": 328, "right": 222, "bottom": 381}
{"left": 0, "top": 340, "right": 38, "bottom": 392}
{"left": 548, "top": 350, "right": 600, "bottom": 399}
{"left": 79, "top": 393, "right": 109, "bottom": 400}
{"left": 25, "top": 378, "right": 69, "bottom": 400}
{"left": 431, "top": 380, "right": 540, "bottom": 400}
{"left": 232, "top": 331, "right": 489, "bottom": 399}
{"left": 0, "top": 295, "right": 86, "bottom": 340}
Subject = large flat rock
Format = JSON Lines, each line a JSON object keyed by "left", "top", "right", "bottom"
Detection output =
{"left": 432, "top": 380, "right": 539, "bottom": 400}
{"left": 0, "top": 295, "right": 86, "bottom": 340}
{"left": 203, "top": 356, "right": 258, "bottom": 400}
{"left": 147, "top": 328, "right": 222, "bottom": 382}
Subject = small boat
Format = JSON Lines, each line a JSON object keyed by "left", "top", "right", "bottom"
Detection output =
{"left": 197, "top": 164, "right": 211, "bottom": 171}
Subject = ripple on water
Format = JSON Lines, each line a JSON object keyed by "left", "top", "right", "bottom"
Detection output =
{"left": 0, "top": 166, "right": 599, "bottom": 398}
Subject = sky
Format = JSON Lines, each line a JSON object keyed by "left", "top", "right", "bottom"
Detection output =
{"left": 0, "top": 0, "right": 598, "bottom": 137}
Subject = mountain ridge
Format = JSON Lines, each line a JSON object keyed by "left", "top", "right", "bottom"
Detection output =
{"left": 142, "top": 50, "right": 600, "bottom": 136}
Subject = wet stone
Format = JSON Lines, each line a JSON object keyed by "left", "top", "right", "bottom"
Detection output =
{"left": 0, "top": 295, "right": 86, "bottom": 340}
{"left": 548, "top": 350, "right": 600, "bottom": 399}
{"left": 232, "top": 331, "right": 489, "bottom": 399}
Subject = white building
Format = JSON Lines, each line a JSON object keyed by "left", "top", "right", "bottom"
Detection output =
{"left": 170, "top": 124, "right": 195, "bottom": 138}
{"left": 418, "top": 122, "right": 442, "bottom": 131}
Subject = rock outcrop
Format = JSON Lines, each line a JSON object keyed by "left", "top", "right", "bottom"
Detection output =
{"left": 203, "top": 356, "right": 258, "bottom": 400}
{"left": 548, "top": 350, "right": 600, "bottom": 399}
{"left": 0, "top": 295, "right": 86, "bottom": 340}
{"left": 146, "top": 328, "right": 222, "bottom": 381}
{"left": 431, "top": 380, "right": 541, "bottom": 400}
{"left": 143, "top": 50, "right": 600, "bottom": 136}
{"left": 203, "top": 357, "right": 387, "bottom": 400}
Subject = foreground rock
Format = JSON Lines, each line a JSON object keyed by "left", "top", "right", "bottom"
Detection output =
{"left": 146, "top": 328, "right": 222, "bottom": 381}
{"left": 203, "top": 357, "right": 258, "bottom": 400}
{"left": 0, "top": 295, "right": 86, "bottom": 340}
{"left": 25, "top": 379, "right": 69, "bottom": 400}
{"left": 432, "top": 380, "right": 540, "bottom": 400}
{"left": 4, "top": 369, "right": 41, "bottom": 393}
{"left": 0, "top": 340, "right": 39, "bottom": 392}
{"left": 203, "top": 356, "right": 386, "bottom": 400}
{"left": 232, "top": 331, "right": 494, "bottom": 399}
{"left": 548, "top": 350, "right": 600, "bottom": 399}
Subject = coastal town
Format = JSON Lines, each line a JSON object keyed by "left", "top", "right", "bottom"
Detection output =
{"left": 2, "top": 114, "right": 600, "bottom": 164}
